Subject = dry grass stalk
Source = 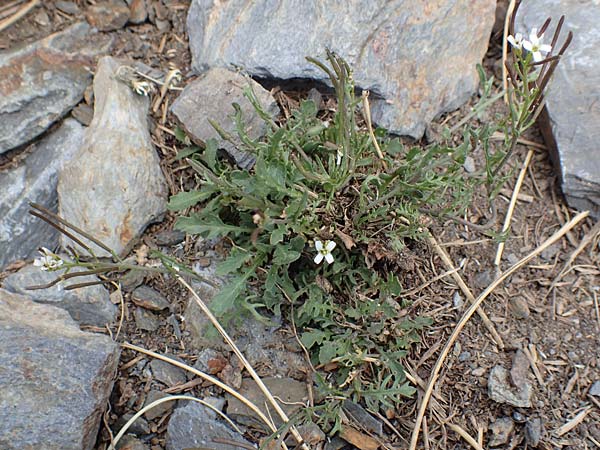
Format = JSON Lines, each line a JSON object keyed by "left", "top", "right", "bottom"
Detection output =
{"left": 121, "top": 342, "right": 281, "bottom": 438}
{"left": 176, "top": 275, "right": 311, "bottom": 450}
{"left": 554, "top": 406, "right": 592, "bottom": 437}
{"left": 494, "top": 148, "right": 534, "bottom": 267}
{"left": 361, "top": 91, "right": 388, "bottom": 170}
{"left": 0, "top": 0, "right": 38, "bottom": 32}
{"left": 427, "top": 233, "right": 505, "bottom": 348}
{"left": 109, "top": 395, "right": 243, "bottom": 450}
{"left": 410, "top": 210, "right": 589, "bottom": 450}
{"left": 447, "top": 423, "right": 484, "bottom": 450}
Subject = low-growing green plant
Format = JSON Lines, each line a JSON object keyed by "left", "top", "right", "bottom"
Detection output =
{"left": 168, "top": 50, "right": 509, "bottom": 417}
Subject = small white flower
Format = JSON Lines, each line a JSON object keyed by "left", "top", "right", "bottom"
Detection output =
{"left": 336, "top": 149, "right": 343, "bottom": 166}
{"left": 507, "top": 32, "right": 524, "bottom": 50}
{"left": 314, "top": 239, "right": 336, "bottom": 265}
{"left": 33, "top": 247, "right": 63, "bottom": 271}
{"left": 522, "top": 28, "right": 552, "bottom": 62}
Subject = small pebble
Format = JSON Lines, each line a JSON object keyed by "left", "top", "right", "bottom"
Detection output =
{"left": 525, "top": 417, "right": 543, "bottom": 447}
{"left": 589, "top": 380, "right": 600, "bottom": 397}
{"left": 488, "top": 417, "right": 514, "bottom": 447}
{"left": 55, "top": 0, "right": 81, "bottom": 15}
{"left": 453, "top": 291, "right": 464, "bottom": 309}
{"left": 510, "top": 296, "right": 530, "bottom": 319}
{"left": 463, "top": 156, "right": 476, "bottom": 173}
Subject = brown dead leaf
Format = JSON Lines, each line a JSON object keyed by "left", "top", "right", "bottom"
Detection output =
{"left": 340, "top": 425, "right": 379, "bottom": 450}
{"left": 335, "top": 229, "right": 356, "bottom": 250}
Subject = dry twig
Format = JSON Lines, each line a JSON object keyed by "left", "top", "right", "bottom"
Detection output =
{"left": 0, "top": 0, "right": 38, "bottom": 32}
{"left": 427, "top": 233, "right": 505, "bottom": 348}
{"left": 494, "top": 148, "right": 534, "bottom": 268}
{"left": 447, "top": 423, "right": 484, "bottom": 450}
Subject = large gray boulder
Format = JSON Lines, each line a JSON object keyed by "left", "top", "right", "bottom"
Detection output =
{"left": 0, "top": 289, "right": 120, "bottom": 450}
{"left": 517, "top": 1, "right": 600, "bottom": 217}
{"left": 58, "top": 56, "right": 168, "bottom": 257}
{"left": 2, "top": 263, "right": 117, "bottom": 328}
{"left": 0, "top": 119, "right": 84, "bottom": 269}
{"left": 187, "top": 0, "right": 496, "bottom": 138}
{"left": 0, "top": 22, "right": 110, "bottom": 154}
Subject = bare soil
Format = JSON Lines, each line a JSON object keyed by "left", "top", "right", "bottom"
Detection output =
{"left": 1, "top": 1, "right": 598, "bottom": 449}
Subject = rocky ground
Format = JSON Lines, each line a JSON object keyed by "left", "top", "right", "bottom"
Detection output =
{"left": 0, "top": 1, "right": 598, "bottom": 450}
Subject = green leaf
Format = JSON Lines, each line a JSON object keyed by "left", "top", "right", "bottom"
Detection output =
{"left": 210, "top": 274, "right": 249, "bottom": 316}
{"left": 168, "top": 190, "right": 214, "bottom": 211}
{"left": 175, "top": 146, "right": 200, "bottom": 160}
{"left": 202, "top": 138, "right": 218, "bottom": 170}
{"left": 216, "top": 248, "right": 251, "bottom": 276}
{"left": 175, "top": 214, "right": 252, "bottom": 239}
{"left": 269, "top": 225, "right": 286, "bottom": 245}
{"left": 272, "top": 244, "right": 301, "bottom": 266}
{"left": 174, "top": 126, "right": 191, "bottom": 144}
{"left": 301, "top": 329, "right": 329, "bottom": 349}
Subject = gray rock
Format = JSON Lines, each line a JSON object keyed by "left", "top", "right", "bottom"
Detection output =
{"left": 517, "top": 2, "right": 600, "bottom": 218}
{"left": 343, "top": 399, "right": 382, "bottom": 436}
{"left": 589, "top": 380, "right": 600, "bottom": 397}
{"left": 155, "top": 229, "right": 186, "bottom": 246}
{"left": 129, "top": 0, "right": 148, "bottom": 24}
{"left": 58, "top": 56, "right": 168, "bottom": 257}
{"left": 85, "top": 0, "right": 130, "bottom": 31}
{"left": 131, "top": 285, "right": 171, "bottom": 311}
{"left": 143, "top": 390, "right": 174, "bottom": 421}
{"left": 0, "top": 119, "right": 84, "bottom": 269}
{"left": 55, "top": 0, "right": 81, "bottom": 15}
{"left": 114, "top": 413, "right": 150, "bottom": 436}
{"left": 525, "top": 417, "right": 543, "bottom": 447}
{"left": 0, "top": 289, "right": 120, "bottom": 450}
{"left": 488, "top": 417, "right": 515, "bottom": 447}
{"left": 166, "top": 401, "right": 250, "bottom": 450}
{"left": 186, "top": 0, "right": 495, "bottom": 138}
{"left": 488, "top": 365, "right": 532, "bottom": 408}
{"left": 71, "top": 103, "right": 94, "bottom": 126}
{"left": 150, "top": 359, "right": 187, "bottom": 387}
{"left": 171, "top": 68, "right": 279, "bottom": 169}
{"left": 510, "top": 349, "right": 531, "bottom": 387}
{"left": 0, "top": 23, "right": 110, "bottom": 154}
{"left": 116, "top": 435, "right": 149, "bottom": 450}
{"left": 133, "top": 307, "right": 160, "bottom": 332}
{"left": 2, "top": 262, "right": 117, "bottom": 327}
{"left": 510, "top": 296, "right": 530, "bottom": 319}
{"left": 226, "top": 377, "right": 308, "bottom": 429}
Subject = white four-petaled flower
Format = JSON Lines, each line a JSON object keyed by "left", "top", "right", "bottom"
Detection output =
{"left": 507, "top": 32, "right": 524, "bottom": 50}
{"left": 314, "top": 239, "right": 336, "bottom": 265}
{"left": 524, "top": 28, "right": 552, "bottom": 62}
{"left": 33, "top": 247, "right": 63, "bottom": 271}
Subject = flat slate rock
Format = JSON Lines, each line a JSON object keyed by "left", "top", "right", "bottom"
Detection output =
{"left": 0, "top": 22, "right": 111, "bottom": 154}
{"left": 2, "top": 262, "right": 117, "bottom": 327}
{"left": 0, "top": 119, "right": 84, "bottom": 269}
{"left": 58, "top": 56, "right": 168, "bottom": 257}
{"left": 0, "top": 289, "right": 120, "bottom": 450}
{"left": 166, "top": 401, "right": 251, "bottom": 450}
{"left": 171, "top": 67, "right": 279, "bottom": 169}
{"left": 517, "top": 1, "right": 600, "bottom": 217}
{"left": 187, "top": 0, "right": 495, "bottom": 138}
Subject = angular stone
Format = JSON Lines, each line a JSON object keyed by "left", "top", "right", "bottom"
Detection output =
{"left": 488, "top": 365, "right": 532, "bottom": 408}
{"left": 85, "top": 1, "right": 130, "bottom": 31}
{"left": 58, "top": 56, "right": 168, "bottom": 257}
{"left": 150, "top": 359, "right": 187, "bottom": 387}
{"left": 2, "top": 262, "right": 117, "bottom": 327}
{"left": 0, "top": 289, "right": 120, "bottom": 450}
{"left": 0, "top": 22, "right": 110, "bottom": 154}
{"left": 488, "top": 417, "right": 515, "bottom": 447}
{"left": 166, "top": 401, "right": 251, "bottom": 450}
{"left": 129, "top": 0, "right": 148, "bottom": 25}
{"left": 0, "top": 119, "right": 84, "bottom": 269}
{"left": 134, "top": 307, "right": 160, "bottom": 332}
{"left": 143, "top": 390, "right": 173, "bottom": 421}
{"left": 55, "top": 1, "right": 81, "bottom": 15}
{"left": 186, "top": 0, "right": 495, "bottom": 139}
{"left": 131, "top": 285, "right": 171, "bottom": 311}
{"left": 517, "top": 2, "right": 600, "bottom": 217}
{"left": 226, "top": 377, "right": 309, "bottom": 429}
{"left": 171, "top": 68, "right": 279, "bottom": 169}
